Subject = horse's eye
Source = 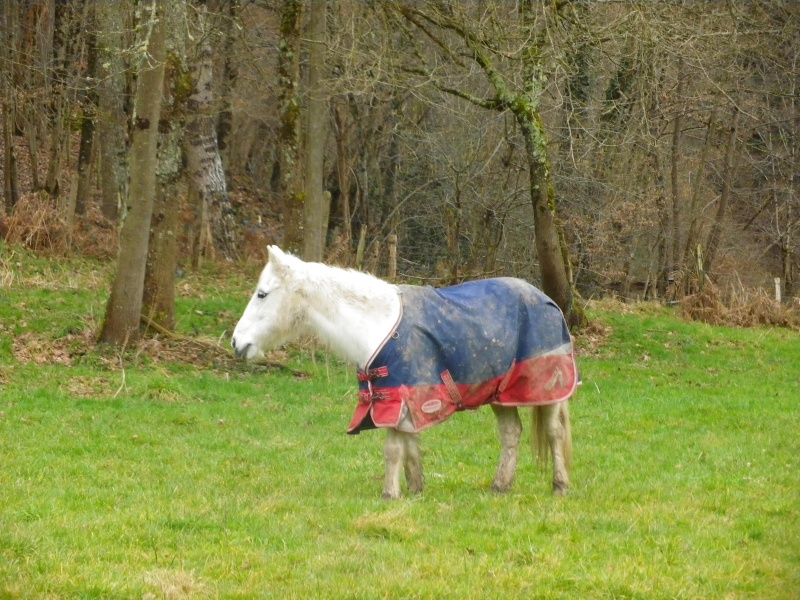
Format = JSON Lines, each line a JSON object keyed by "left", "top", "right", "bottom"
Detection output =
{"left": 256, "top": 290, "right": 268, "bottom": 300}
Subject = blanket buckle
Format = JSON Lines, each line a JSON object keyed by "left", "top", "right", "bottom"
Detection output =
{"left": 357, "top": 366, "right": 389, "bottom": 382}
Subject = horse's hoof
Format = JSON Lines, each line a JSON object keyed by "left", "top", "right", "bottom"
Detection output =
{"left": 381, "top": 491, "right": 400, "bottom": 501}
{"left": 553, "top": 483, "right": 569, "bottom": 496}
{"left": 407, "top": 482, "right": 424, "bottom": 495}
{"left": 491, "top": 482, "right": 513, "bottom": 494}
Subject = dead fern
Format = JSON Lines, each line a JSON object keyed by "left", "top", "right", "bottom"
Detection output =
{"left": 680, "top": 283, "right": 730, "bottom": 326}
{"left": 1, "top": 192, "right": 117, "bottom": 258}
{"left": 681, "top": 282, "right": 800, "bottom": 330}
{"left": 2, "top": 192, "right": 70, "bottom": 254}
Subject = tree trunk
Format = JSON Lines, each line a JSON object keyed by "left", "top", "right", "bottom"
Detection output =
{"left": 186, "top": 5, "right": 237, "bottom": 262}
{"left": 21, "top": 0, "right": 48, "bottom": 193}
{"left": 395, "top": 2, "right": 583, "bottom": 328}
{"left": 2, "top": 100, "right": 20, "bottom": 213}
{"left": 652, "top": 148, "right": 669, "bottom": 297}
{"left": 143, "top": 181, "right": 179, "bottom": 331}
{"left": 1, "top": 2, "right": 21, "bottom": 212}
{"left": 143, "top": 2, "right": 189, "bottom": 333}
{"left": 517, "top": 111, "right": 579, "bottom": 325}
{"left": 516, "top": 0, "right": 581, "bottom": 327}
{"left": 100, "top": 0, "right": 167, "bottom": 346}
{"left": 670, "top": 58, "right": 684, "bottom": 280}
{"left": 333, "top": 103, "right": 353, "bottom": 244}
{"left": 783, "top": 240, "right": 794, "bottom": 300}
{"left": 703, "top": 106, "right": 739, "bottom": 277}
{"left": 214, "top": 0, "right": 239, "bottom": 180}
{"left": 382, "top": 98, "right": 401, "bottom": 234}
{"left": 445, "top": 174, "right": 462, "bottom": 284}
{"left": 188, "top": 184, "right": 209, "bottom": 269}
{"left": 303, "top": 0, "right": 328, "bottom": 261}
{"left": 278, "top": 0, "right": 304, "bottom": 254}
{"left": 96, "top": 1, "right": 130, "bottom": 222}
{"left": 682, "top": 109, "right": 717, "bottom": 268}
{"left": 44, "top": 0, "right": 83, "bottom": 199}
{"left": 74, "top": 14, "right": 98, "bottom": 216}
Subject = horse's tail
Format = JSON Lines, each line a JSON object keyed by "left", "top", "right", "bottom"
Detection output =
{"left": 532, "top": 402, "right": 572, "bottom": 470}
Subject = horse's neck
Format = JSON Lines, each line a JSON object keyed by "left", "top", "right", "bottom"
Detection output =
{"left": 301, "top": 266, "right": 400, "bottom": 369}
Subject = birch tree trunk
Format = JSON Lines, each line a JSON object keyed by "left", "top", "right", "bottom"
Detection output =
{"left": 100, "top": 0, "right": 167, "bottom": 346}
{"left": 186, "top": 4, "right": 237, "bottom": 263}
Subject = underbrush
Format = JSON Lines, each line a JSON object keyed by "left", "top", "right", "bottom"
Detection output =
{"left": 586, "top": 282, "right": 800, "bottom": 332}
{"left": 1, "top": 192, "right": 118, "bottom": 260}
{"left": 681, "top": 281, "right": 800, "bottom": 329}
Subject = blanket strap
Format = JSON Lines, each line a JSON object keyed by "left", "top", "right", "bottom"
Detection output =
{"left": 440, "top": 370, "right": 464, "bottom": 409}
{"left": 497, "top": 358, "right": 517, "bottom": 394}
{"left": 357, "top": 366, "right": 389, "bottom": 382}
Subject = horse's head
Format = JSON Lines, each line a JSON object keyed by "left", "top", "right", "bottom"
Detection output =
{"left": 231, "top": 246, "right": 306, "bottom": 360}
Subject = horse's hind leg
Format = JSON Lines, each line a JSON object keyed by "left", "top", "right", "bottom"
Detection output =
{"left": 403, "top": 433, "right": 424, "bottom": 495}
{"left": 491, "top": 405, "right": 522, "bottom": 493}
{"left": 534, "top": 403, "right": 572, "bottom": 495}
{"left": 382, "top": 429, "right": 405, "bottom": 500}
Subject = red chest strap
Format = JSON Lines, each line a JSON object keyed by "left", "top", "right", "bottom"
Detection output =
{"left": 357, "top": 366, "right": 389, "bottom": 382}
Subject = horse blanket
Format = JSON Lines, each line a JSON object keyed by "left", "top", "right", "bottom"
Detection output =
{"left": 348, "top": 278, "right": 578, "bottom": 434}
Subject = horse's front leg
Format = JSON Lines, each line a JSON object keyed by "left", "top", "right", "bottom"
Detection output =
{"left": 383, "top": 429, "right": 423, "bottom": 499}
{"left": 491, "top": 405, "right": 522, "bottom": 493}
{"left": 403, "top": 433, "right": 423, "bottom": 495}
{"left": 382, "top": 429, "right": 405, "bottom": 500}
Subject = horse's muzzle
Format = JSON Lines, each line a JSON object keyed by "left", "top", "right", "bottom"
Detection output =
{"left": 231, "top": 338, "right": 252, "bottom": 360}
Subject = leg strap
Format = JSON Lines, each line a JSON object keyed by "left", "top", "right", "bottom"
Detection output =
{"left": 440, "top": 369, "right": 464, "bottom": 409}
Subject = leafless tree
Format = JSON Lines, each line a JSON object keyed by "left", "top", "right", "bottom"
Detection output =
{"left": 100, "top": 0, "right": 168, "bottom": 346}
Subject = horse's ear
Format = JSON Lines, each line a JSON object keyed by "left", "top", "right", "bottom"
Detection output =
{"left": 267, "top": 246, "right": 289, "bottom": 277}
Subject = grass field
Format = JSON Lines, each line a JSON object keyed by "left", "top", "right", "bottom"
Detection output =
{"left": 1, "top": 246, "right": 798, "bottom": 599}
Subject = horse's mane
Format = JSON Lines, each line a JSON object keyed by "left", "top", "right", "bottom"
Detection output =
{"left": 293, "top": 259, "right": 397, "bottom": 314}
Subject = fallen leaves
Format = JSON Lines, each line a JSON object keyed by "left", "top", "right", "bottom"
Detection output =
{"left": 12, "top": 331, "right": 89, "bottom": 366}
{"left": 574, "top": 319, "right": 612, "bottom": 358}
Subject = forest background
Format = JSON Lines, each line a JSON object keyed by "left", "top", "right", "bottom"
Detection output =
{"left": 1, "top": 0, "right": 798, "bottom": 343}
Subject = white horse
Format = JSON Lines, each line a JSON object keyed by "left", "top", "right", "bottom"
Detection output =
{"left": 232, "top": 246, "right": 575, "bottom": 499}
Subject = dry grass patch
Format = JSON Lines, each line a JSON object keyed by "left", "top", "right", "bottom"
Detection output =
{"left": 0, "top": 259, "right": 14, "bottom": 287}
{"left": 353, "top": 506, "right": 421, "bottom": 541}
{"left": 142, "top": 569, "right": 211, "bottom": 600}
{"left": 59, "top": 375, "right": 122, "bottom": 399}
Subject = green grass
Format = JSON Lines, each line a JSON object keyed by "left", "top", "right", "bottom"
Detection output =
{"left": 1, "top": 246, "right": 799, "bottom": 598}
